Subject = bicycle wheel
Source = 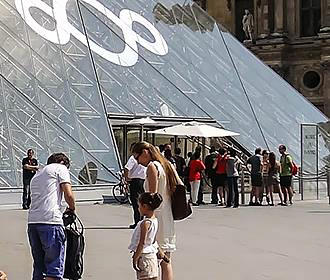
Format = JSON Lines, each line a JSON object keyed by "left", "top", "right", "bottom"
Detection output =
{"left": 112, "top": 183, "right": 129, "bottom": 204}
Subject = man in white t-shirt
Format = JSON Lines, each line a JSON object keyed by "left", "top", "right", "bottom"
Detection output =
{"left": 124, "top": 143, "right": 146, "bottom": 229}
{"left": 27, "top": 153, "right": 76, "bottom": 280}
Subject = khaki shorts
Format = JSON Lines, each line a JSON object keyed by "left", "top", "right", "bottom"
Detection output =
{"left": 137, "top": 253, "right": 158, "bottom": 279}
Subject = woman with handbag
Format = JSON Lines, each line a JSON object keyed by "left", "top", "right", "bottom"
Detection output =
{"left": 132, "top": 141, "right": 177, "bottom": 280}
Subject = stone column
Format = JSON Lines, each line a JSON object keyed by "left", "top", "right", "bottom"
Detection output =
{"left": 320, "top": 0, "right": 330, "bottom": 34}
{"left": 321, "top": 59, "right": 330, "bottom": 116}
{"left": 273, "top": 0, "right": 285, "bottom": 36}
{"left": 256, "top": 0, "right": 270, "bottom": 38}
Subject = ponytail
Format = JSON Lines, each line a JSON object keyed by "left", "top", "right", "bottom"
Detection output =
{"left": 139, "top": 192, "right": 163, "bottom": 210}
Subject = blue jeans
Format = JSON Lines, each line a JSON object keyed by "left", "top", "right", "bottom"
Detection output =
{"left": 227, "top": 176, "right": 239, "bottom": 207}
{"left": 28, "top": 224, "right": 66, "bottom": 280}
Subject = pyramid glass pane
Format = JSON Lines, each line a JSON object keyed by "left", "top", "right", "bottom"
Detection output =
{"left": 1, "top": 0, "right": 328, "bottom": 190}
{"left": 76, "top": 1, "right": 208, "bottom": 117}
{"left": 77, "top": 0, "right": 266, "bottom": 147}
{"left": 77, "top": 0, "right": 327, "bottom": 163}
{"left": 0, "top": 0, "right": 120, "bottom": 188}
{"left": 220, "top": 27, "right": 328, "bottom": 163}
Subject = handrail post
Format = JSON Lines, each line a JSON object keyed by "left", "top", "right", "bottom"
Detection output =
{"left": 327, "top": 167, "right": 330, "bottom": 205}
{"left": 240, "top": 170, "right": 245, "bottom": 205}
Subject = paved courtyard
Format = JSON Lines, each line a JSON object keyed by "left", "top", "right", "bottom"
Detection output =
{"left": 0, "top": 200, "right": 330, "bottom": 280}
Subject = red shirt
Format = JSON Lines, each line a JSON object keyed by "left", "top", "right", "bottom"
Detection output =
{"left": 189, "top": 159, "right": 205, "bottom": 181}
{"left": 215, "top": 155, "right": 228, "bottom": 174}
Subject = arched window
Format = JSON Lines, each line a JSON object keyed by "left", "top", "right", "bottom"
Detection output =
{"left": 301, "top": 0, "right": 321, "bottom": 37}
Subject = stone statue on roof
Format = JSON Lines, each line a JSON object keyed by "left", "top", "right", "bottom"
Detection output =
{"left": 242, "top": 9, "right": 254, "bottom": 41}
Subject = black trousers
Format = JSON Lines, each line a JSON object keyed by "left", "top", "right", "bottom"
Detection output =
{"left": 197, "top": 178, "right": 204, "bottom": 204}
{"left": 129, "top": 178, "right": 145, "bottom": 225}
{"left": 210, "top": 175, "right": 218, "bottom": 203}
{"left": 227, "top": 176, "right": 239, "bottom": 207}
{"left": 22, "top": 179, "right": 32, "bottom": 209}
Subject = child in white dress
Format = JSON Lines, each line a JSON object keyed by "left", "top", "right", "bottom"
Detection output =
{"left": 129, "top": 192, "right": 163, "bottom": 280}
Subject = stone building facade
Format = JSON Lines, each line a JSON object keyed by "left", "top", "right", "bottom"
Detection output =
{"left": 196, "top": 0, "right": 330, "bottom": 117}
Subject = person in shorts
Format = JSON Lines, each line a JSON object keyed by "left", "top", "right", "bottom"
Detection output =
{"left": 27, "top": 153, "right": 76, "bottom": 280}
{"left": 247, "top": 148, "right": 263, "bottom": 205}
{"left": 279, "top": 144, "right": 294, "bottom": 205}
{"left": 213, "top": 147, "right": 228, "bottom": 206}
{"left": 129, "top": 192, "right": 163, "bottom": 280}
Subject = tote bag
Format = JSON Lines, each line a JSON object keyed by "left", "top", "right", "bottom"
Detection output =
{"left": 171, "top": 169, "right": 192, "bottom": 221}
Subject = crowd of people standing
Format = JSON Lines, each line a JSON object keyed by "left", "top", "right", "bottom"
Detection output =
{"left": 158, "top": 143, "right": 296, "bottom": 208}
{"left": 20, "top": 141, "right": 296, "bottom": 280}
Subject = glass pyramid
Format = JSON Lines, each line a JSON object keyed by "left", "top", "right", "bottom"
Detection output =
{"left": 0, "top": 0, "right": 327, "bottom": 188}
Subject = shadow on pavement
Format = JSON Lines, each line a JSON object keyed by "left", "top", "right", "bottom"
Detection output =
{"left": 307, "top": 210, "right": 330, "bottom": 214}
{"left": 85, "top": 226, "right": 130, "bottom": 230}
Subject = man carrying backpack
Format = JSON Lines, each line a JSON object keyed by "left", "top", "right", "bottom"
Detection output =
{"left": 27, "top": 153, "right": 76, "bottom": 280}
{"left": 279, "top": 144, "right": 294, "bottom": 205}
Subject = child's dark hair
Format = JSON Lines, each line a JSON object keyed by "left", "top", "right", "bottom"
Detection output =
{"left": 139, "top": 192, "right": 163, "bottom": 210}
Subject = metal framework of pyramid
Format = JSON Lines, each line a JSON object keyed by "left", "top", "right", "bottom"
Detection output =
{"left": 0, "top": 0, "right": 327, "bottom": 188}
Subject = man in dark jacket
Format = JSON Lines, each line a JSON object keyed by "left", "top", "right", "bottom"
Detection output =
{"left": 204, "top": 147, "right": 218, "bottom": 204}
{"left": 22, "top": 149, "right": 39, "bottom": 209}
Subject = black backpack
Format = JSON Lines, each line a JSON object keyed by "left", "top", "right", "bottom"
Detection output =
{"left": 204, "top": 153, "right": 217, "bottom": 177}
{"left": 63, "top": 213, "right": 85, "bottom": 280}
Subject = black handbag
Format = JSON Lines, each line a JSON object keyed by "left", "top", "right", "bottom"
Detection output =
{"left": 171, "top": 183, "right": 192, "bottom": 221}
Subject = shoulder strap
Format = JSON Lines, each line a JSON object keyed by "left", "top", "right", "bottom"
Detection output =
{"left": 151, "top": 161, "right": 160, "bottom": 178}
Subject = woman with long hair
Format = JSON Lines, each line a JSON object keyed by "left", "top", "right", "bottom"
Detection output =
{"left": 132, "top": 141, "right": 177, "bottom": 280}
{"left": 268, "top": 152, "right": 284, "bottom": 205}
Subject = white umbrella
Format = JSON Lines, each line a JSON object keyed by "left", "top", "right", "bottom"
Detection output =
{"left": 127, "top": 117, "right": 157, "bottom": 140}
{"left": 127, "top": 117, "right": 156, "bottom": 125}
{"left": 148, "top": 121, "right": 239, "bottom": 138}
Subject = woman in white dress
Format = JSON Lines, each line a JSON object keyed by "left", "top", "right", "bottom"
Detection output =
{"left": 132, "top": 141, "right": 177, "bottom": 280}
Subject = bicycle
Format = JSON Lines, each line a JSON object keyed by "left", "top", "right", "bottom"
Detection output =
{"left": 112, "top": 172, "right": 130, "bottom": 204}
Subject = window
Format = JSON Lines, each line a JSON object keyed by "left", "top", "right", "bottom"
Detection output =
{"left": 303, "top": 71, "right": 321, "bottom": 90}
{"left": 301, "top": 0, "right": 321, "bottom": 37}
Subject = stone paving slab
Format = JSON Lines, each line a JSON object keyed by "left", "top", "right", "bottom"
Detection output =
{"left": 0, "top": 200, "right": 330, "bottom": 280}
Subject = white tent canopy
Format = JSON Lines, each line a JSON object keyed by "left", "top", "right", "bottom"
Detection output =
{"left": 148, "top": 121, "right": 239, "bottom": 138}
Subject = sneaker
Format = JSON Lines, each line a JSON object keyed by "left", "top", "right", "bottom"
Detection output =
{"left": 217, "top": 202, "right": 224, "bottom": 206}
{"left": 269, "top": 203, "right": 274, "bottom": 206}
